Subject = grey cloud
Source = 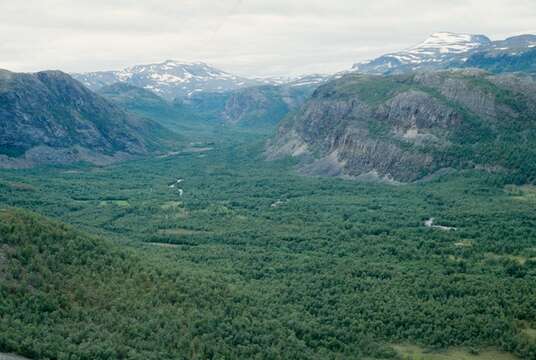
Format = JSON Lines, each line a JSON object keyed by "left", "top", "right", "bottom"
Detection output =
{"left": 0, "top": 0, "right": 535, "bottom": 76}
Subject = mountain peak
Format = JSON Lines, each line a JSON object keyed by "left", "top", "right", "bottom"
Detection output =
{"left": 72, "top": 61, "right": 258, "bottom": 100}
{"left": 161, "top": 59, "right": 207, "bottom": 67}
{"left": 412, "top": 32, "right": 491, "bottom": 54}
{"left": 426, "top": 31, "right": 489, "bottom": 40}
{"left": 352, "top": 32, "right": 496, "bottom": 74}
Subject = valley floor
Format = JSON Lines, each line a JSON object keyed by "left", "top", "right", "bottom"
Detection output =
{"left": 392, "top": 344, "right": 519, "bottom": 360}
{"left": 0, "top": 354, "right": 31, "bottom": 360}
{"left": 0, "top": 132, "right": 535, "bottom": 359}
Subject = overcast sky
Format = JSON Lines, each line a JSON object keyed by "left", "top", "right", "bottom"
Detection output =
{"left": 1, "top": 0, "right": 535, "bottom": 77}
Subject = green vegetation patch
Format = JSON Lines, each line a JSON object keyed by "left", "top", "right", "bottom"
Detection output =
{"left": 505, "top": 185, "right": 536, "bottom": 201}
{"left": 392, "top": 344, "right": 518, "bottom": 360}
{"left": 326, "top": 74, "right": 411, "bottom": 104}
{"left": 522, "top": 328, "right": 536, "bottom": 341}
{"left": 99, "top": 200, "right": 130, "bottom": 207}
{"left": 157, "top": 228, "right": 204, "bottom": 236}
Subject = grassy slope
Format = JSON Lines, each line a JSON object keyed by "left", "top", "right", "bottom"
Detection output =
{"left": 393, "top": 344, "right": 518, "bottom": 360}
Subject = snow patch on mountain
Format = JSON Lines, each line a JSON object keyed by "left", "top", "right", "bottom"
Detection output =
{"left": 351, "top": 32, "right": 536, "bottom": 75}
{"left": 255, "top": 74, "right": 332, "bottom": 87}
{"left": 412, "top": 32, "right": 488, "bottom": 54}
{"left": 353, "top": 32, "right": 491, "bottom": 74}
{"left": 72, "top": 60, "right": 260, "bottom": 100}
{"left": 73, "top": 60, "right": 331, "bottom": 100}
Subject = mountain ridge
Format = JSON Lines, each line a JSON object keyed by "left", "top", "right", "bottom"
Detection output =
{"left": 353, "top": 32, "right": 536, "bottom": 75}
{"left": 268, "top": 69, "right": 536, "bottom": 183}
{"left": 72, "top": 60, "right": 331, "bottom": 101}
{"left": 72, "top": 60, "right": 259, "bottom": 100}
{"left": 0, "top": 69, "right": 177, "bottom": 168}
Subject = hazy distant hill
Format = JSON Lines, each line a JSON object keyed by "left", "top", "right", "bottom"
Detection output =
{"left": 178, "top": 83, "right": 319, "bottom": 128}
{"left": 99, "top": 81, "right": 323, "bottom": 129}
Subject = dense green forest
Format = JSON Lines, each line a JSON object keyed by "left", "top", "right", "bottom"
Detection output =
{"left": 1, "top": 133, "right": 536, "bottom": 359}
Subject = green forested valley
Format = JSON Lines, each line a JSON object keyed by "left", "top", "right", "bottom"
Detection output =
{"left": 1, "top": 134, "right": 535, "bottom": 359}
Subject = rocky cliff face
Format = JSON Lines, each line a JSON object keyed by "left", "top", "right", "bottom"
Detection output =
{"left": 268, "top": 70, "right": 536, "bottom": 183}
{"left": 0, "top": 70, "right": 175, "bottom": 168}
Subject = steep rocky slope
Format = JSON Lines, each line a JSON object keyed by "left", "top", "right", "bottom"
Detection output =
{"left": 0, "top": 70, "right": 176, "bottom": 168}
{"left": 268, "top": 69, "right": 536, "bottom": 183}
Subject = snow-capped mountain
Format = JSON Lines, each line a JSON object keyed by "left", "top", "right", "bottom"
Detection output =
{"left": 256, "top": 74, "right": 332, "bottom": 87}
{"left": 353, "top": 32, "right": 491, "bottom": 74}
{"left": 72, "top": 60, "right": 262, "bottom": 100}
{"left": 73, "top": 61, "right": 332, "bottom": 100}
{"left": 286, "top": 74, "right": 333, "bottom": 87}
{"left": 352, "top": 32, "right": 536, "bottom": 75}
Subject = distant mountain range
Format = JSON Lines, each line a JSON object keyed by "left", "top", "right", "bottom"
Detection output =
{"left": 4, "top": 31, "right": 536, "bottom": 173}
{"left": 353, "top": 32, "right": 536, "bottom": 75}
{"left": 82, "top": 62, "right": 330, "bottom": 129}
{"left": 99, "top": 80, "right": 320, "bottom": 130}
{"left": 73, "top": 60, "right": 259, "bottom": 100}
{"left": 72, "top": 60, "right": 330, "bottom": 101}
{"left": 72, "top": 32, "right": 536, "bottom": 103}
